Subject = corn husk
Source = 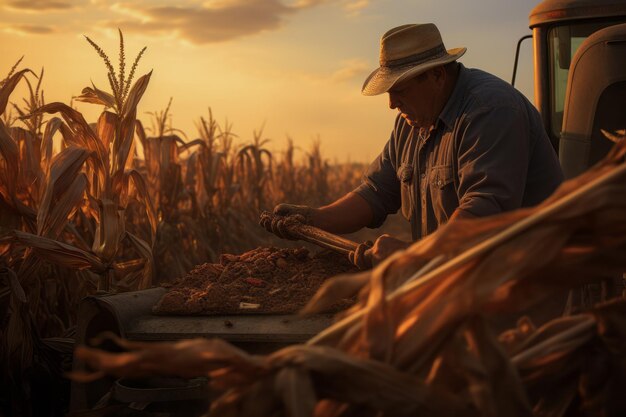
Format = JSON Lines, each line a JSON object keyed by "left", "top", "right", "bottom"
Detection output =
{"left": 71, "top": 138, "right": 626, "bottom": 416}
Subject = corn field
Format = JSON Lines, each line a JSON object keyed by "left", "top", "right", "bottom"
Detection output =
{"left": 0, "top": 33, "right": 369, "bottom": 416}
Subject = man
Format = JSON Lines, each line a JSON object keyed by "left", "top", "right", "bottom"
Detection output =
{"left": 266, "top": 23, "right": 563, "bottom": 268}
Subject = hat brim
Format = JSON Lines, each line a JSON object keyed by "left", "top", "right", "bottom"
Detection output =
{"left": 361, "top": 47, "right": 467, "bottom": 96}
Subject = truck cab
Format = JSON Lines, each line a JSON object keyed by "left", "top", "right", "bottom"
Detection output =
{"left": 528, "top": 0, "right": 626, "bottom": 177}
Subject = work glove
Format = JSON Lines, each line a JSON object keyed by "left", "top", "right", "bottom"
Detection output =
{"left": 349, "top": 240, "right": 373, "bottom": 270}
{"left": 261, "top": 203, "right": 314, "bottom": 239}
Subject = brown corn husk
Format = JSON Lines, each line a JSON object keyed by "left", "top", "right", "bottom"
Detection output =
{"left": 69, "top": 138, "right": 626, "bottom": 416}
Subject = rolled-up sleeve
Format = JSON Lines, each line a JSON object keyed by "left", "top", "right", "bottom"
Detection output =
{"left": 353, "top": 139, "right": 401, "bottom": 228}
{"left": 456, "top": 106, "right": 529, "bottom": 217}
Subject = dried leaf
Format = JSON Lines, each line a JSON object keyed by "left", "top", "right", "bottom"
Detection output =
{"left": 0, "top": 120, "right": 18, "bottom": 196}
{"left": 37, "top": 146, "right": 92, "bottom": 236}
{"left": 112, "top": 111, "right": 135, "bottom": 174}
{"left": 12, "top": 127, "right": 40, "bottom": 194}
{"left": 91, "top": 198, "right": 124, "bottom": 261}
{"left": 464, "top": 316, "right": 532, "bottom": 417}
{"left": 74, "top": 84, "right": 116, "bottom": 108}
{"left": 125, "top": 232, "right": 153, "bottom": 289}
{"left": 269, "top": 345, "right": 469, "bottom": 416}
{"left": 274, "top": 367, "right": 316, "bottom": 417}
{"left": 40, "top": 116, "right": 63, "bottom": 174}
{"left": 40, "top": 173, "right": 87, "bottom": 239}
{"left": 121, "top": 70, "right": 151, "bottom": 118}
{"left": 301, "top": 271, "right": 369, "bottom": 315}
{"left": 11, "top": 229, "right": 106, "bottom": 272}
{"left": 72, "top": 335, "right": 266, "bottom": 380}
{"left": 26, "top": 102, "right": 108, "bottom": 168}
{"left": 0, "top": 68, "right": 31, "bottom": 114}
{"left": 0, "top": 266, "right": 26, "bottom": 303}
{"left": 113, "top": 168, "right": 157, "bottom": 244}
{"left": 95, "top": 110, "right": 117, "bottom": 151}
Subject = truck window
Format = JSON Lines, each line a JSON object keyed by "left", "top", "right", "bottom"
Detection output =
{"left": 548, "top": 20, "right": 625, "bottom": 139}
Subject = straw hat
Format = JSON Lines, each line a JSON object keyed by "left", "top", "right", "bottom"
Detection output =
{"left": 361, "top": 23, "right": 466, "bottom": 96}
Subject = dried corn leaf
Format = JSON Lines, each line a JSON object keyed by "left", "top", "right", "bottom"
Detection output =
{"left": 72, "top": 334, "right": 266, "bottom": 381}
{"left": 95, "top": 111, "right": 117, "bottom": 151}
{"left": 125, "top": 231, "right": 153, "bottom": 289}
{"left": 75, "top": 84, "right": 116, "bottom": 108}
{"left": 121, "top": 71, "right": 151, "bottom": 118}
{"left": 0, "top": 120, "right": 19, "bottom": 197}
{"left": 0, "top": 266, "right": 26, "bottom": 303}
{"left": 112, "top": 168, "right": 157, "bottom": 244}
{"left": 201, "top": 151, "right": 226, "bottom": 192}
{"left": 464, "top": 316, "right": 532, "bottom": 417}
{"left": 37, "top": 146, "right": 92, "bottom": 236}
{"left": 179, "top": 138, "right": 206, "bottom": 153}
{"left": 134, "top": 119, "right": 147, "bottom": 150}
{"left": 274, "top": 367, "right": 316, "bottom": 417}
{"left": 74, "top": 338, "right": 469, "bottom": 417}
{"left": 13, "top": 126, "right": 41, "bottom": 194}
{"left": 312, "top": 140, "right": 626, "bottom": 367}
{"left": 269, "top": 345, "right": 470, "bottom": 417}
{"left": 6, "top": 299, "right": 35, "bottom": 370}
{"left": 236, "top": 379, "right": 282, "bottom": 417}
{"left": 91, "top": 198, "right": 124, "bottom": 260}
{"left": 69, "top": 137, "right": 626, "bottom": 417}
{"left": 11, "top": 229, "right": 106, "bottom": 272}
{"left": 28, "top": 102, "right": 108, "bottom": 168}
{"left": 513, "top": 317, "right": 596, "bottom": 373}
{"left": 112, "top": 111, "right": 135, "bottom": 174}
{"left": 362, "top": 266, "right": 394, "bottom": 363}
{"left": 301, "top": 271, "right": 370, "bottom": 315}
{"left": 0, "top": 68, "right": 31, "bottom": 114}
{"left": 504, "top": 310, "right": 614, "bottom": 416}
{"left": 40, "top": 173, "right": 87, "bottom": 239}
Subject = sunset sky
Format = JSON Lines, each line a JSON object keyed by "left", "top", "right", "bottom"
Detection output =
{"left": 0, "top": 0, "right": 538, "bottom": 161}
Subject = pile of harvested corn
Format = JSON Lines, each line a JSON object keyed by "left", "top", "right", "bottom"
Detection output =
{"left": 73, "top": 137, "right": 626, "bottom": 417}
{"left": 153, "top": 247, "right": 357, "bottom": 315}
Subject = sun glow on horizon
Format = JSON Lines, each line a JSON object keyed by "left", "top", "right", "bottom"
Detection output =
{"left": 0, "top": 0, "right": 537, "bottom": 161}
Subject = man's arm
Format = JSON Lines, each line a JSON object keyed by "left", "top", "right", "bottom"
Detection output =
{"left": 310, "top": 192, "right": 374, "bottom": 234}
{"left": 267, "top": 120, "right": 403, "bottom": 240}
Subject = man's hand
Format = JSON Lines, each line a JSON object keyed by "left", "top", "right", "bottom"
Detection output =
{"left": 349, "top": 234, "right": 410, "bottom": 269}
{"left": 261, "top": 203, "right": 315, "bottom": 239}
{"left": 273, "top": 203, "right": 314, "bottom": 221}
{"left": 349, "top": 240, "right": 373, "bottom": 270}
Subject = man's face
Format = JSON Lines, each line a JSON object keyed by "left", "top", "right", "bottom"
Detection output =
{"left": 387, "top": 69, "right": 442, "bottom": 129}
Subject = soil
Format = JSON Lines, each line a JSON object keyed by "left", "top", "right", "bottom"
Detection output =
{"left": 153, "top": 247, "right": 358, "bottom": 315}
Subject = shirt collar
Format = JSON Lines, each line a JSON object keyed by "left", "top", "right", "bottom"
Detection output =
{"left": 436, "top": 63, "right": 468, "bottom": 130}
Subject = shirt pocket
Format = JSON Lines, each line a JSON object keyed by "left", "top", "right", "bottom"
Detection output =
{"left": 428, "top": 165, "right": 457, "bottom": 223}
{"left": 397, "top": 163, "right": 413, "bottom": 221}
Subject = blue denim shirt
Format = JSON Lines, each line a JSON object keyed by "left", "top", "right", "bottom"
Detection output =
{"left": 354, "top": 64, "right": 564, "bottom": 241}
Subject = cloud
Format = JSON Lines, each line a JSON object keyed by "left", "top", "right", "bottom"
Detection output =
{"left": 287, "top": 0, "right": 329, "bottom": 7}
{"left": 4, "top": 0, "right": 74, "bottom": 11}
{"left": 330, "top": 59, "right": 369, "bottom": 83}
{"left": 0, "top": 0, "right": 361, "bottom": 41}
{"left": 2, "top": 24, "right": 57, "bottom": 35}
{"left": 343, "top": 0, "right": 368, "bottom": 15}
{"left": 103, "top": 0, "right": 327, "bottom": 44}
